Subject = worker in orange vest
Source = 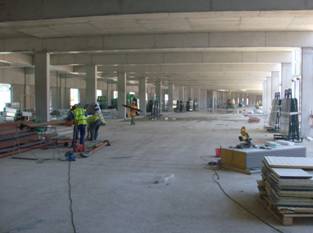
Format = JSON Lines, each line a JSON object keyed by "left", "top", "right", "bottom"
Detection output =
{"left": 129, "top": 100, "right": 139, "bottom": 125}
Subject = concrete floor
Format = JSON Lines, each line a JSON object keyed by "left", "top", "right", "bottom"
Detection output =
{"left": 1, "top": 112, "right": 313, "bottom": 233}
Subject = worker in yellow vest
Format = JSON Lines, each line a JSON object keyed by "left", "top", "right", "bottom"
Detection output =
{"left": 72, "top": 104, "right": 87, "bottom": 151}
{"left": 87, "top": 104, "right": 106, "bottom": 141}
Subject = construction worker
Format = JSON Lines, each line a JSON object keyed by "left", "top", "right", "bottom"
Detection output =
{"left": 72, "top": 104, "right": 87, "bottom": 151}
{"left": 238, "top": 126, "right": 253, "bottom": 148}
{"left": 129, "top": 99, "right": 139, "bottom": 125}
{"left": 65, "top": 104, "right": 78, "bottom": 147}
{"left": 87, "top": 104, "right": 106, "bottom": 141}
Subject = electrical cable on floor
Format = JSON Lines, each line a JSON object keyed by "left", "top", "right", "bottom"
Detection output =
{"left": 211, "top": 168, "right": 285, "bottom": 233}
{"left": 67, "top": 161, "right": 77, "bottom": 233}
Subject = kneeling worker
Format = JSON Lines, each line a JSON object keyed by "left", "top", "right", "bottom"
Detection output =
{"left": 238, "top": 126, "right": 254, "bottom": 148}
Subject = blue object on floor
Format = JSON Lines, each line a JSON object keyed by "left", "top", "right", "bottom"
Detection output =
{"left": 65, "top": 151, "right": 76, "bottom": 161}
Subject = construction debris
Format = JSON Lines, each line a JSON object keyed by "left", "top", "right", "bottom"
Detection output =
{"left": 258, "top": 156, "right": 313, "bottom": 225}
{"left": 248, "top": 116, "right": 261, "bottom": 123}
{"left": 0, "top": 122, "right": 48, "bottom": 159}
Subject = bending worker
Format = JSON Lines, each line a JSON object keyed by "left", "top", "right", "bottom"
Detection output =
{"left": 87, "top": 104, "right": 106, "bottom": 141}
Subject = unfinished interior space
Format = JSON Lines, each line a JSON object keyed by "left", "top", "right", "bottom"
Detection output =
{"left": 1, "top": 1, "right": 313, "bottom": 233}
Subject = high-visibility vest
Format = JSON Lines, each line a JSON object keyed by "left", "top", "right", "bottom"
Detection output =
{"left": 73, "top": 107, "right": 87, "bottom": 125}
{"left": 87, "top": 114, "right": 100, "bottom": 124}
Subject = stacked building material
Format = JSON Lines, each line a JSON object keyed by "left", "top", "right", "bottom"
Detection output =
{"left": 221, "top": 145, "right": 305, "bottom": 174}
{"left": 268, "top": 92, "right": 281, "bottom": 131}
{"left": 0, "top": 122, "right": 46, "bottom": 158}
{"left": 278, "top": 89, "right": 300, "bottom": 141}
{"left": 258, "top": 156, "right": 313, "bottom": 225}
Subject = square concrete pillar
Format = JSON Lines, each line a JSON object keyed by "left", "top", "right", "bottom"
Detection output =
{"left": 301, "top": 48, "right": 313, "bottom": 137}
{"left": 207, "top": 90, "right": 215, "bottom": 112}
{"left": 262, "top": 80, "right": 267, "bottom": 112}
{"left": 271, "top": 71, "right": 281, "bottom": 98}
{"left": 178, "top": 86, "right": 184, "bottom": 101}
{"left": 23, "top": 67, "right": 34, "bottom": 110}
{"left": 265, "top": 77, "right": 272, "bottom": 114}
{"left": 281, "top": 63, "right": 293, "bottom": 94}
{"left": 106, "top": 80, "right": 112, "bottom": 106}
{"left": 184, "top": 87, "right": 190, "bottom": 100}
{"left": 117, "top": 72, "right": 127, "bottom": 119}
{"left": 168, "top": 82, "right": 174, "bottom": 112}
{"left": 59, "top": 74, "right": 68, "bottom": 109}
{"left": 139, "top": 77, "right": 147, "bottom": 116}
{"left": 85, "top": 65, "right": 97, "bottom": 104}
{"left": 34, "top": 52, "right": 50, "bottom": 122}
{"left": 53, "top": 72, "right": 62, "bottom": 110}
{"left": 155, "top": 80, "right": 162, "bottom": 110}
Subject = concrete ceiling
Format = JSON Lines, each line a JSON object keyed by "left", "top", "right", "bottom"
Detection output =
{"left": 0, "top": 8, "right": 304, "bottom": 93}
{"left": 1, "top": 11, "right": 313, "bottom": 39}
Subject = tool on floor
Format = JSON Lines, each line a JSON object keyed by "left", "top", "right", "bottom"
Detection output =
{"left": 65, "top": 151, "right": 76, "bottom": 161}
{"left": 64, "top": 139, "right": 111, "bottom": 160}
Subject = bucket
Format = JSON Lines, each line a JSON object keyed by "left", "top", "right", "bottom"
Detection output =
{"left": 215, "top": 148, "right": 222, "bottom": 157}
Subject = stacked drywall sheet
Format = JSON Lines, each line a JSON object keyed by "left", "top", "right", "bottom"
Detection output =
{"left": 258, "top": 156, "right": 313, "bottom": 225}
{"left": 268, "top": 98, "right": 280, "bottom": 130}
{"left": 221, "top": 145, "right": 306, "bottom": 174}
{"left": 279, "top": 98, "right": 300, "bottom": 140}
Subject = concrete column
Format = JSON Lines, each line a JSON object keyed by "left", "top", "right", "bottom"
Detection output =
{"left": 271, "top": 71, "right": 281, "bottom": 98}
{"left": 34, "top": 52, "right": 50, "bottom": 122}
{"left": 206, "top": 89, "right": 211, "bottom": 111}
{"left": 117, "top": 72, "right": 127, "bottom": 119}
{"left": 85, "top": 65, "right": 97, "bottom": 104}
{"left": 184, "top": 87, "right": 191, "bottom": 100}
{"left": 178, "top": 86, "right": 183, "bottom": 100}
{"left": 53, "top": 72, "right": 62, "bottom": 110}
{"left": 139, "top": 77, "right": 147, "bottom": 116}
{"left": 106, "top": 80, "right": 113, "bottom": 106}
{"left": 79, "top": 88, "right": 86, "bottom": 103}
{"left": 190, "top": 87, "right": 194, "bottom": 99}
{"left": 281, "top": 63, "right": 293, "bottom": 94}
{"left": 24, "top": 67, "right": 34, "bottom": 110}
{"left": 265, "top": 77, "right": 272, "bottom": 114}
{"left": 155, "top": 80, "right": 162, "bottom": 110}
{"left": 168, "top": 82, "right": 174, "bottom": 112}
{"left": 207, "top": 90, "right": 213, "bottom": 111}
{"left": 301, "top": 48, "right": 313, "bottom": 137}
{"left": 59, "top": 74, "right": 68, "bottom": 109}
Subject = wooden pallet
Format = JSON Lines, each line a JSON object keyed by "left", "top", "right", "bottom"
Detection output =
{"left": 260, "top": 196, "right": 313, "bottom": 225}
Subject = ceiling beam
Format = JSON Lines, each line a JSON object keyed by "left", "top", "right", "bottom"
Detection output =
{"left": 0, "top": 53, "right": 32, "bottom": 66}
{"left": 0, "top": 32, "right": 311, "bottom": 53}
{"left": 50, "top": 51, "right": 293, "bottom": 65}
{"left": 101, "top": 72, "right": 270, "bottom": 80}
{"left": 92, "top": 63, "right": 280, "bottom": 73}
{"left": 1, "top": 0, "right": 312, "bottom": 22}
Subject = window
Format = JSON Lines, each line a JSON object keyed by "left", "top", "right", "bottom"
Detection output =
{"left": 70, "top": 88, "right": 80, "bottom": 106}
{"left": 0, "top": 83, "right": 11, "bottom": 111}
{"left": 113, "top": 91, "right": 118, "bottom": 99}
{"left": 164, "top": 94, "right": 169, "bottom": 105}
{"left": 97, "top": 90, "right": 102, "bottom": 98}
